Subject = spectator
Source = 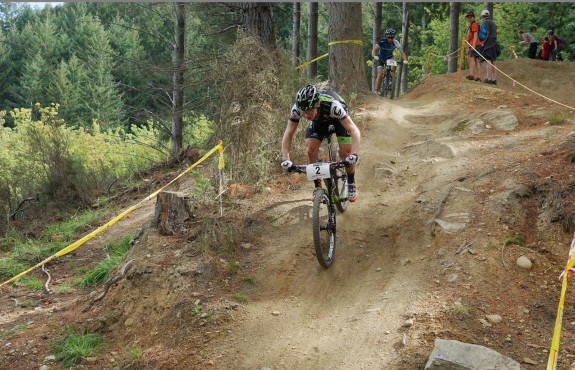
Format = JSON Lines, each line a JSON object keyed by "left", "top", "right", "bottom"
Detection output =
{"left": 547, "top": 30, "right": 561, "bottom": 61}
{"left": 540, "top": 36, "right": 551, "bottom": 61}
{"left": 465, "top": 11, "right": 482, "bottom": 82}
{"left": 518, "top": 30, "right": 538, "bottom": 59}
{"left": 479, "top": 10, "right": 498, "bottom": 85}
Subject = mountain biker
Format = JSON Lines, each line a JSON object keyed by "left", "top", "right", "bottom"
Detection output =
{"left": 281, "top": 84, "right": 361, "bottom": 202}
{"left": 372, "top": 28, "right": 408, "bottom": 94}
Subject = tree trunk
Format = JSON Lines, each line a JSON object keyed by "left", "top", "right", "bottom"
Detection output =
{"left": 171, "top": 2, "right": 185, "bottom": 157}
{"left": 421, "top": 5, "right": 428, "bottom": 32}
{"left": 447, "top": 2, "right": 460, "bottom": 73}
{"left": 400, "top": 2, "right": 410, "bottom": 95}
{"left": 292, "top": 2, "right": 301, "bottom": 67}
{"left": 327, "top": 3, "right": 369, "bottom": 94}
{"left": 307, "top": 2, "right": 318, "bottom": 79}
{"left": 372, "top": 3, "right": 382, "bottom": 93}
{"left": 151, "top": 191, "right": 194, "bottom": 236}
{"left": 485, "top": 2, "right": 493, "bottom": 17}
{"left": 239, "top": 2, "right": 276, "bottom": 49}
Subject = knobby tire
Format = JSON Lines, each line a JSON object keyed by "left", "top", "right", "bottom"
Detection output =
{"left": 312, "top": 188, "right": 336, "bottom": 268}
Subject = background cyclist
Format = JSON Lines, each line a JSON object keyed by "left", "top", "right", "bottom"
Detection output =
{"left": 372, "top": 28, "right": 408, "bottom": 94}
{"left": 280, "top": 84, "right": 361, "bottom": 202}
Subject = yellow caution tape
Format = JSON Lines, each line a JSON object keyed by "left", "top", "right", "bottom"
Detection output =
{"left": 328, "top": 39, "right": 364, "bottom": 46}
{"left": 295, "top": 40, "right": 365, "bottom": 70}
{"left": 0, "top": 141, "right": 224, "bottom": 288}
{"left": 295, "top": 53, "right": 329, "bottom": 70}
{"left": 547, "top": 255, "right": 575, "bottom": 370}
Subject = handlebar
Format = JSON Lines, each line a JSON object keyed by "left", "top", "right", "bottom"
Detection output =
{"left": 288, "top": 160, "right": 350, "bottom": 174}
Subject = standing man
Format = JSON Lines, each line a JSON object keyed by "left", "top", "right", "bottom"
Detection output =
{"left": 547, "top": 30, "right": 560, "bottom": 61}
{"left": 371, "top": 28, "right": 408, "bottom": 94}
{"left": 281, "top": 85, "right": 361, "bottom": 202}
{"left": 479, "top": 10, "right": 498, "bottom": 85}
{"left": 465, "top": 11, "right": 482, "bottom": 82}
{"left": 518, "top": 30, "right": 538, "bottom": 59}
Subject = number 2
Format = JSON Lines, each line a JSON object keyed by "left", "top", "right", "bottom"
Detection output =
{"left": 315, "top": 166, "right": 321, "bottom": 175}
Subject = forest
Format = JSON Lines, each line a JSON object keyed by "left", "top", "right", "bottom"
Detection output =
{"left": 0, "top": 2, "right": 573, "bottom": 234}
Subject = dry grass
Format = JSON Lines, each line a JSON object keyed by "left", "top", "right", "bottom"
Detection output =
{"left": 211, "top": 31, "right": 306, "bottom": 186}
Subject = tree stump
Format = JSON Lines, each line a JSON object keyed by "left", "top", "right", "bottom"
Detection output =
{"left": 151, "top": 191, "right": 194, "bottom": 235}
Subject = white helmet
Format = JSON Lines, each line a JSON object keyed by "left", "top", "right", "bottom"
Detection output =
{"left": 480, "top": 9, "right": 490, "bottom": 17}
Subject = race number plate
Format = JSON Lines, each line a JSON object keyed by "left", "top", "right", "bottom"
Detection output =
{"left": 386, "top": 59, "right": 397, "bottom": 66}
{"left": 306, "top": 162, "right": 331, "bottom": 181}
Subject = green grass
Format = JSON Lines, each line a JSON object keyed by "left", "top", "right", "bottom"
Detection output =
{"left": 52, "top": 327, "right": 103, "bottom": 367}
{"left": 0, "top": 258, "right": 28, "bottom": 281}
{"left": 226, "top": 256, "right": 238, "bottom": 274}
{"left": 128, "top": 347, "right": 143, "bottom": 361}
{"left": 548, "top": 112, "right": 567, "bottom": 125}
{"left": 14, "top": 276, "right": 44, "bottom": 291}
{"left": 453, "top": 304, "right": 471, "bottom": 314}
{"left": 486, "top": 240, "right": 499, "bottom": 250}
{"left": 42, "top": 209, "right": 104, "bottom": 241}
{"left": 53, "top": 284, "right": 72, "bottom": 294}
{"left": 0, "top": 323, "right": 28, "bottom": 339}
{"left": 243, "top": 275, "right": 257, "bottom": 286}
{"left": 504, "top": 234, "right": 526, "bottom": 247}
{"left": 192, "top": 302, "right": 202, "bottom": 315}
{"left": 232, "top": 292, "right": 248, "bottom": 303}
{"left": 0, "top": 208, "right": 106, "bottom": 288}
{"left": 74, "top": 235, "right": 132, "bottom": 287}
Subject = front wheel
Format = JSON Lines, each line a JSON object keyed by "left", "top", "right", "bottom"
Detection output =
{"left": 327, "top": 136, "right": 348, "bottom": 213}
{"left": 383, "top": 72, "right": 394, "bottom": 99}
{"left": 312, "top": 188, "right": 336, "bottom": 268}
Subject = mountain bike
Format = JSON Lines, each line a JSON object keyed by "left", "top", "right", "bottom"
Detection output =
{"left": 288, "top": 131, "right": 349, "bottom": 268}
{"left": 380, "top": 59, "right": 398, "bottom": 99}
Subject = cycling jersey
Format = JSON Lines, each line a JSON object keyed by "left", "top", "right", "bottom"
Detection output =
{"left": 374, "top": 38, "right": 403, "bottom": 62}
{"left": 289, "top": 90, "right": 348, "bottom": 123}
{"left": 289, "top": 90, "right": 351, "bottom": 143}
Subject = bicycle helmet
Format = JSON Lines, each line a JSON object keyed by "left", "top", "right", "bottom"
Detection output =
{"left": 465, "top": 11, "right": 475, "bottom": 18}
{"left": 547, "top": 29, "right": 554, "bottom": 35}
{"left": 295, "top": 84, "right": 319, "bottom": 111}
{"left": 385, "top": 28, "right": 396, "bottom": 38}
{"left": 480, "top": 9, "right": 490, "bottom": 18}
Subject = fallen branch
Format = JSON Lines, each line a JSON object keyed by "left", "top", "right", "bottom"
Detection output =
{"left": 83, "top": 259, "right": 134, "bottom": 312}
{"left": 456, "top": 239, "right": 472, "bottom": 254}
{"left": 500, "top": 244, "right": 508, "bottom": 269}
{"left": 41, "top": 264, "right": 51, "bottom": 293}
{"left": 432, "top": 185, "right": 453, "bottom": 221}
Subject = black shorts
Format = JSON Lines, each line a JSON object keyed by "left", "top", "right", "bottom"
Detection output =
{"left": 482, "top": 45, "right": 498, "bottom": 61}
{"left": 305, "top": 119, "right": 351, "bottom": 144}
{"left": 468, "top": 45, "right": 483, "bottom": 58}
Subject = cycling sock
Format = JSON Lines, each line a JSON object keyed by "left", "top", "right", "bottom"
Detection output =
{"left": 348, "top": 174, "right": 355, "bottom": 184}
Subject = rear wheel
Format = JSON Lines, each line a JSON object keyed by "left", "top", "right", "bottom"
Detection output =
{"left": 312, "top": 188, "right": 336, "bottom": 268}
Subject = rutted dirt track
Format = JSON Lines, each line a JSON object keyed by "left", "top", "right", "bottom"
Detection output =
{"left": 2, "top": 59, "right": 575, "bottom": 369}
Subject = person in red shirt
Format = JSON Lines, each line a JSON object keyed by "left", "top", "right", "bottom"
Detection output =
{"left": 465, "top": 11, "right": 482, "bottom": 82}
{"left": 540, "top": 37, "right": 551, "bottom": 61}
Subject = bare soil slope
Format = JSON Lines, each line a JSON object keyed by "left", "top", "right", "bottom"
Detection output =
{"left": 2, "top": 58, "right": 575, "bottom": 370}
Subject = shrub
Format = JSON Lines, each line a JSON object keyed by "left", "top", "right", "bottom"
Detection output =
{"left": 210, "top": 30, "right": 306, "bottom": 184}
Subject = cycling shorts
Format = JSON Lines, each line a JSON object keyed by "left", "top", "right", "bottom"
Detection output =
{"left": 305, "top": 119, "right": 352, "bottom": 144}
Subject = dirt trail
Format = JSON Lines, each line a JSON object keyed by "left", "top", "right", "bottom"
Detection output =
{"left": 207, "top": 98, "right": 464, "bottom": 369}
{"left": 3, "top": 59, "right": 575, "bottom": 370}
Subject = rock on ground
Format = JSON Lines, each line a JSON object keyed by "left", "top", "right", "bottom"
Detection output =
{"left": 425, "top": 338, "right": 520, "bottom": 370}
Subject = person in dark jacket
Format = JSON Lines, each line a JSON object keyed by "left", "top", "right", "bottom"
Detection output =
{"left": 479, "top": 10, "right": 498, "bottom": 85}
